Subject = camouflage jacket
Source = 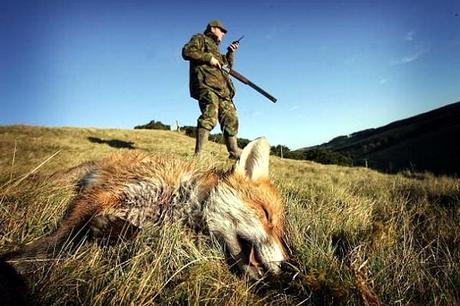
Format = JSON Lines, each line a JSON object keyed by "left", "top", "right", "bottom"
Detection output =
{"left": 182, "top": 33, "right": 235, "bottom": 100}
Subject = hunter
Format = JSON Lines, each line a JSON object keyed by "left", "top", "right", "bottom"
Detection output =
{"left": 182, "top": 20, "right": 241, "bottom": 159}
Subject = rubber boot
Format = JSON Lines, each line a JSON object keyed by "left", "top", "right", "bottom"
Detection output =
{"left": 195, "top": 127, "right": 209, "bottom": 155}
{"left": 224, "top": 135, "right": 241, "bottom": 160}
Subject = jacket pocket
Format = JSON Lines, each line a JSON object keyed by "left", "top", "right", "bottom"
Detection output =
{"left": 203, "top": 70, "right": 225, "bottom": 91}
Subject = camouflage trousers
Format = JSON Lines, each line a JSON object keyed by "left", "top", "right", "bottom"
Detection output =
{"left": 197, "top": 91, "right": 239, "bottom": 137}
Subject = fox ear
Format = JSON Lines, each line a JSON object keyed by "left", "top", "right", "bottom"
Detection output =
{"left": 234, "top": 137, "right": 270, "bottom": 181}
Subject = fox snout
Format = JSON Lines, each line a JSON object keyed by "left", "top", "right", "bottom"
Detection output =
{"left": 249, "top": 239, "right": 288, "bottom": 279}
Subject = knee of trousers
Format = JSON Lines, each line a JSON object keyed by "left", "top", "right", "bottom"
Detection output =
{"left": 197, "top": 115, "right": 218, "bottom": 131}
{"left": 219, "top": 103, "right": 238, "bottom": 136}
{"left": 221, "top": 116, "right": 239, "bottom": 136}
{"left": 198, "top": 93, "right": 220, "bottom": 131}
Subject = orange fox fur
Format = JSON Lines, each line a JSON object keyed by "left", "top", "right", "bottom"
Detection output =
{"left": 2, "top": 137, "right": 287, "bottom": 279}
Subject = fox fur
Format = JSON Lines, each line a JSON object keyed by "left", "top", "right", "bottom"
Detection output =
{"left": 2, "top": 137, "right": 287, "bottom": 279}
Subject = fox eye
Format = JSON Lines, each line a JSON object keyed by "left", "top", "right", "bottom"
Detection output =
{"left": 262, "top": 207, "right": 270, "bottom": 222}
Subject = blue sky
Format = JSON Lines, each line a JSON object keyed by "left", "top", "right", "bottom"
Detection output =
{"left": 1, "top": 0, "right": 459, "bottom": 149}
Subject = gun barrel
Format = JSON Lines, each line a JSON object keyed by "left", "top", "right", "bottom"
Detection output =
{"left": 246, "top": 81, "right": 277, "bottom": 103}
{"left": 222, "top": 66, "right": 277, "bottom": 103}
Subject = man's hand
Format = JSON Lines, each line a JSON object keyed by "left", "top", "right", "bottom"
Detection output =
{"left": 209, "top": 56, "right": 221, "bottom": 69}
{"left": 227, "top": 41, "right": 240, "bottom": 52}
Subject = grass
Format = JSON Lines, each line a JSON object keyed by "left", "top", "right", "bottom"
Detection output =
{"left": 0, "top": 124, "right": 459, "bottom": 305}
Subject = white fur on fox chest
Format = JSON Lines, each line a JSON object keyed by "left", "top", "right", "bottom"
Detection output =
{"left": 98, "top": 173, "right": 205, "bottom": 229}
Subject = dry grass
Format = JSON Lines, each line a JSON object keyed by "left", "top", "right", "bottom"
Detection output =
{"left": 0, "top": 125, "right": 459, "bottom": 305}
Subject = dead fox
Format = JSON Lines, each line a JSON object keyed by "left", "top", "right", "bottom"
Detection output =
{"left": 2, "top": 137, "right": 288, "bottom": 279}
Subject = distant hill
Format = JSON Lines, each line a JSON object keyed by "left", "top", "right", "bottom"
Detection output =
{"left": 297, "top": 101, "right": 460, "bottom": 175}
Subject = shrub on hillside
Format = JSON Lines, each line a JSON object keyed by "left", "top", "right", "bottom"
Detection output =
{"left": 301, "top": 148, "right": 353, "bottom": 166}
{"left": 182, "top": 126, "right": 197, "bottom": 137}
{"left": 134, "top": 120, "right": 170, "bottom": 130}
{"left": 271, "top": 145, "right": 352, "bottom": 166}
{"left": 271, "top": 145, "right": 291, "bottom": 157}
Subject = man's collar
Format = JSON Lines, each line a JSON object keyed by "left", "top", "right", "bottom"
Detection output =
{"left": 205, "top": 32, "right": 220, "bottom": 45}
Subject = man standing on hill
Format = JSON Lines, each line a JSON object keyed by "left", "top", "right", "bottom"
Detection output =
{"left": 182, "top": 20, "right": 241, "bottom": 159}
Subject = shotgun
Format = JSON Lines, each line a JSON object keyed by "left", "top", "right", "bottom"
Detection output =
{"left": 221, "top": 65, "right": 277, "bottom": 103}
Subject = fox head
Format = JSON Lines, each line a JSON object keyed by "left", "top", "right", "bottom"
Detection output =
{"left": 204, "top": 137, "right": 287, "bottom": 279}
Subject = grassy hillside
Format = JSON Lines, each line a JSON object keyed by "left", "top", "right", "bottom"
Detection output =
{"left": 0, "top": 125, "right": 459, "bottom": 305}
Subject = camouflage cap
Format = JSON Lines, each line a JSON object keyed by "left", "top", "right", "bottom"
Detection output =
{"left": 207, "top": 20, "right": 227, "bottom": 33}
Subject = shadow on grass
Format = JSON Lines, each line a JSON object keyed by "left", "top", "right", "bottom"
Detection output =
{"left": 88, "top": 137, "right": 135, "bottom": 149}
{"left": 0, "top": 261, "right": 31, "bottom": 306}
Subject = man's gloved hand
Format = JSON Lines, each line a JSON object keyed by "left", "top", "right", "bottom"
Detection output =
{"left": 209, "top": 56, "right": 221, "bottom": 69}
{"left": 227, "top": 41, "right": 240, "bottom": 52}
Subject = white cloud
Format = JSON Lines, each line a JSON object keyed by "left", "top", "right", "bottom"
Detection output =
{"left": 405, "top": 30, "right": 415, "bottom": 41}
{"left": 392, "top": 47, "right": 429, "bottom": 65}
{"left": 289, "top": 105, "right": 300, "bottom": 111}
